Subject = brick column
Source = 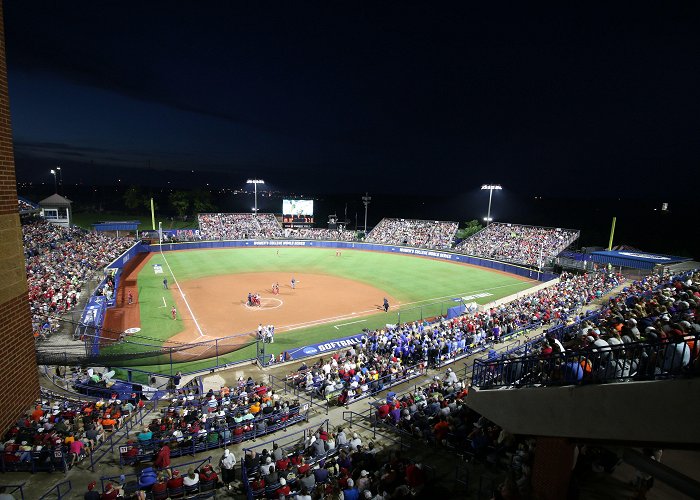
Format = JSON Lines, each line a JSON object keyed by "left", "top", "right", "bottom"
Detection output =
{"left": 0, "top": 0, "right": 40, "bottom": 436}
{"left": 531, "top": 437, "right": 575, "bottom": 500}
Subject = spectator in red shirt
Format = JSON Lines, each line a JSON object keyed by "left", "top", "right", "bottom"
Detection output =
{"left": 376, "top": 403, "right": 391, "bottom": 420}
{"left": 433, "top": 417, "right": 450, "bottom": 442}
{"left": 150, "top": 474, "right": 168, "bottom": 498}
{"left": 100, "top": 482, "right": 122, "bottom": 500}
{"left": 167, "top": 469, "right": 184, "bottom": 489}
{"left": 154, "top": 444, "right": 171, "bottom": 478}
{"left": 275, "top": 477, "right": 291, "bottom": 497}
{"left": 405, "top": 462, "right": 425, "bottom": 488}
{"left": 199, "top": 464, "right": 219, "bottom": 484}
{"left": 276, "top": 456, "right": 290, "bottom": 471}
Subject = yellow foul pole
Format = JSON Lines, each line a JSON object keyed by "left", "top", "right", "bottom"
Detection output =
{"left": 607, "top": 216, "right": 616, "bottom": 251}
{"left": 151, "top": 198, "right": 156, "bottom": 230}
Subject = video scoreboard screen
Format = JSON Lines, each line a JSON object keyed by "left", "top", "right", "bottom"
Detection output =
{"left": 283, "top": 199, "right": 314, "bottom": 225}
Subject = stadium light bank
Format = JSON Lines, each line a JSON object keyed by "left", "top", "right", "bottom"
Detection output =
{"left": 247, "top": 179, "right": 265, "bottom": 216}
{"left": 481, "top": 184, "right": 502, "bottom": 226}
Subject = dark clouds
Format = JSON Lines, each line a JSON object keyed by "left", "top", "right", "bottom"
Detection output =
{"left": 5, "top": 2, "right": 700, "bottom": 195}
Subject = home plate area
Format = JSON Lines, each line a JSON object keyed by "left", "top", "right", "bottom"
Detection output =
{"left": 243, "top": 297, "right": 283, "bottom": 310}
{"left": 172, "top": 272, "right": 397, "bottom": 342}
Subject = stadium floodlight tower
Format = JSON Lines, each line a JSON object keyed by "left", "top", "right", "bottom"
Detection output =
{"left": 50, "top": 169, "right": 58, "bottom": 193}
{"left": 362, "top": 192, "right": 371, "bottom": 234}
{"left": 481, "top": 184, "right": 502, "bottom": 226}
{"left": 247, "top": 179, "right": 264, "bottom": 216}
{"left": 56, "top": 166, "right": 62, "bottom": 194}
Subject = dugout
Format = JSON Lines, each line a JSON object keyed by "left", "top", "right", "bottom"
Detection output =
{"left": 589, "top": 250, "right": 690, "bottom": 271}
{"left": 92, "top": 220, "right": 141, "bottom": 238}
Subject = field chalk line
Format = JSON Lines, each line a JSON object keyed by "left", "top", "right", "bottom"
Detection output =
{"left": 333, "top": 319, "right": 366, "bottom": 330}
{"left": 159, "top": 245, "right": 206, "bottom": 338}
{"left": 280, "top": 280, "right": 534, "bottom": 332}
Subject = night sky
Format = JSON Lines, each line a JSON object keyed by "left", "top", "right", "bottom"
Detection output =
{"left": 4, "top": 2, "right": 699, "bottom": 197}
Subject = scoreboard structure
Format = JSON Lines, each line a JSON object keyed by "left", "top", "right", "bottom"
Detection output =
{"left": 282, "top": 199, "right": 314, "bottom": 226}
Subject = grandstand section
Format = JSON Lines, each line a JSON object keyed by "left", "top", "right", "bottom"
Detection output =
{"left": 283, "top": 227, "right": 357, "bottom": 241}
{"left": 467, "top": 269, "right": 700, "bottom": 444}
{"left": 365, "top": 218, "right": 458, "bottom": 249}
{"left": 197, "top": 212, "right": 283, "bottom": 240}
{"left": 456, "top": 222, "right": 579, "bottom": 267}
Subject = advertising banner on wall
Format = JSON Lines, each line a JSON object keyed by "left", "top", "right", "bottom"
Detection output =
{"left": 284, "top": 333, "right": 366, "bottom": 360}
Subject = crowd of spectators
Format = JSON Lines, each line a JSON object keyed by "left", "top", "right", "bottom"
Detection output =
{"left": 18, "top": 198, "right": 38, "bottom": 213}
{"left": 121, "top": 376, "right": 302, "bottom": 465}
{"left": 22, "top": 219, "right": 134, "bottom": 341}
{"left": 170, "top": 229, "right": 204, "bottom": 242}
{"left": 288, "top": 343, "right": 425, "bottom": 406}
{"left": 304, "top": 270, "right": 621, "bottom": 393}
{"left": 366, "top": 218, "right": 458, "bottom": 249}
{"left": 198, "top": 213, "right": 283, "bottom": 240}
{"left": 374, "top": 371, "right": 535, "bottom": 498}
{"left": 245, "top": 423, "right": 429, "bottom": 499}
{"left": 280, "top": 269, "right": 621, "bottom": 413}
{"left": 476, "top": 269, "right": 700, "bottom": 387}
{"left": 1, "top": 391, "right": 143, "bottom": 472}
{"left": 456, "top": 223, "right": 579, "bottom": 266}
{"left": 284, "top": 227, "right": 357, "bottom": 241}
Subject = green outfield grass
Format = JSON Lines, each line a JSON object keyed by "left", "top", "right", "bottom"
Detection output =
{"left": 109, "top": 247, "right": 537, "bottom": 378}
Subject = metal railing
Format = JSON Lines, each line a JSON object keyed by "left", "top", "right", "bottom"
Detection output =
{"left": 88, "top": 404, "right": 156, "bottom": 471}
{"left": 269, "top": 361, "right": 428, "bottom": 416}
{"left": 118, "top": 404, "right": 309, "bottom": 467}
{"left": 101, "top": 456, "right": 213, "bottom": 494}
{"left": 0, "top": 483, "right": 25, "bottom": 500}
{"left": 472, "top": 335, "right": 699, "bottom": 390}
{"left": 241, "top": 420, "right": 330, "bottom": 499}
{"left": 38, "top": 480, "right": 71, "bottom": 499}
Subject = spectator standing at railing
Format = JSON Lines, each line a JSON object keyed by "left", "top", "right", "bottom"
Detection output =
{"left": 154, "top": 443, "right": 171, "bottom": 478}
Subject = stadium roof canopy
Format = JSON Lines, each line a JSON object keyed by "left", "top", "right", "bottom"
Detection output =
{"left": 92, "top": 221, "right": 141, "bottom": 232}
{"left": 590, "top": 250, "right": 691, "bottom": 270}
{"left": 39, "top": 193, "right": 72, "bottom": 207}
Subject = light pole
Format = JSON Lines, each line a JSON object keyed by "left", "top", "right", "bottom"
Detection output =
{"left": 56, "top": 166, "right": 62, "bottom": 195}
{"left": 481, "top": 184, "right": 502, "bottom": 226}
{"left": 362, "top": 192, "right": 371, "bottom": 234}
{"left": 50, "top": 169, "right": 58, "bottom": 193}
{"left": 247, "top": 179, "right": 264, "bottom": 216}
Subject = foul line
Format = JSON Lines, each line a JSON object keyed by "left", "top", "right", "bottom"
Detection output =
{"left": 279, "top": 280, "right": 538, "bottom": 332}
{"left": 334, "top": 319, "right": 366, "bottom": 330}
{"left": 159, "top": 245, "right": 206, "bottom": 338}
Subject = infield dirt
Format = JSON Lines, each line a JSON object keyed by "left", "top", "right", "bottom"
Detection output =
{"left": 105, "top": 253, "right": 398, "bottom": 360}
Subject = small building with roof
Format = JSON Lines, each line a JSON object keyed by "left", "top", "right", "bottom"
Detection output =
{"left": 38, "top": 193, "right": 73, "bottom": 227}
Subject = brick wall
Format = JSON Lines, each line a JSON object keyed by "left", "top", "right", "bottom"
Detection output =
{"left": 0, "top": 0, "right": 40, "bottom": 436}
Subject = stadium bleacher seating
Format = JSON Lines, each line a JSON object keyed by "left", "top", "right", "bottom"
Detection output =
{"left": 365, "top": 218, "right": 458, "bottom": 249}
{"left": 197, "top": 213, "right": 283, "bottom": 240}
{"left": 284, "top": 227, "right": 356, "bottom": 241}
{"left": 456, "top": 222, "right": 579, "bottom": 266}
{"left": 22, "top": 219, "right": 133, "bottom": 342}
